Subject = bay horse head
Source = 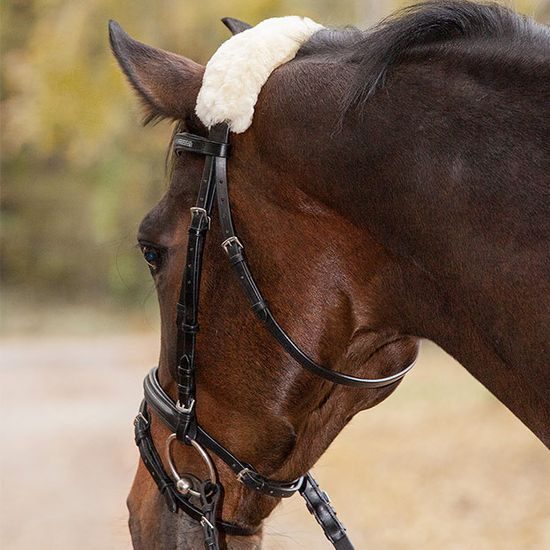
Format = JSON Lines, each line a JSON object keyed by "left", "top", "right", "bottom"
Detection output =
{"left": 109, "top": 1, "right": 550, "bottom": 548}
{"left": 110, "top": 13, "right": 418, "bottom": 549}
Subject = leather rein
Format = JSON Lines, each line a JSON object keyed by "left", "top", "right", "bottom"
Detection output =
{"left": 135, "top": 123, "right": 417, "bottom": 549}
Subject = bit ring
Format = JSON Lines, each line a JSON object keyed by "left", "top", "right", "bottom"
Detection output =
{"left": 165, "top": 433, "right": 218, "bottom": 496}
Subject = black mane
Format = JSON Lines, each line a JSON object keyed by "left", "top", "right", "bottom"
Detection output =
{"left": 299, "top": 1, "right": 549, "bottom": 109}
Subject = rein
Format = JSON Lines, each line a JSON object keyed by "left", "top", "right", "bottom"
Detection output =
{"left": 135, "top": 123, "right": 417, "bottom": 549}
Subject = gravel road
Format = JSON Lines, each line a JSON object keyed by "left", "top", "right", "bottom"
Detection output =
{"left": 1, "top": 335, "right": 549, "bottom": 549}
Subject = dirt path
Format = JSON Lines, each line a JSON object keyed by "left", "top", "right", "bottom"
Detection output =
{"left": 1, "top": 336, "right": 548, "bottom": 549}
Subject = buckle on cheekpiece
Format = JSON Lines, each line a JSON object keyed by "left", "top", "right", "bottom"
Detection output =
{"left": 221, "top": 236, "right": 243, "bottom": 255}
{"left": 190, "top": 207, "right": 211, "bottom": 230}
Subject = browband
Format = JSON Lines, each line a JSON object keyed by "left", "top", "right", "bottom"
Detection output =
{"left": 174, "top": 132, "right": 230, "bottom": 158}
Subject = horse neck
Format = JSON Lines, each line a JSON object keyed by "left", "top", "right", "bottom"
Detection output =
{"left": 382, "top": 257, "right": 550, "bottom": 447}
{"left": 349, "top": 169, "right": 550, "bottom": 446}
{"left": 296, "top": 58, "right": 550, "bottom": 446}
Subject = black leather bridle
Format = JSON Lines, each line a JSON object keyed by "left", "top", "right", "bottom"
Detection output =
{"left": 134, "top": 123, "right": 417, "bottom": 549}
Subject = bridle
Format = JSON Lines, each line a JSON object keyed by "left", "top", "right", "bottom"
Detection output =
{"left": 134, "top": 122, "right": 417, "bottom": 549}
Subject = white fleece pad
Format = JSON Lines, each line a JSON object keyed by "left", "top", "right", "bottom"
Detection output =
{"left": 195, "top": 16, "right": 323, "bottom": 133}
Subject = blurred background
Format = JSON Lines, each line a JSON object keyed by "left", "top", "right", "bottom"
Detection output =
{"left": 1, "top": 1, "right": 549, "bottom": 548}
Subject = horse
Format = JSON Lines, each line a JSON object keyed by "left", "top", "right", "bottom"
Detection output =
{"left": 109, "top": 1, "right": 550, "bottom": 548}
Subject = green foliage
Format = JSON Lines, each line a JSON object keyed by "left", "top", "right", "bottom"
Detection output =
{"left": 1, "top": 0, "right": 548, "bottom": 310}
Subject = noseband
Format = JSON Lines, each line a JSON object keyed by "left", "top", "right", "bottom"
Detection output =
{"left": 135, "top": 123, "right": 417, "bottom": 549}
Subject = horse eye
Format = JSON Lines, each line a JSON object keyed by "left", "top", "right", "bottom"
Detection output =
{"left": 140, "top": 244, "right": 163, "bottom": 272}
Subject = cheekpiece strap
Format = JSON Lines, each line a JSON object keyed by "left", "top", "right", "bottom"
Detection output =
{"left": 173, "top": 125, "right": 229, "bottom": 442}
{"left": 174, "top": 132, "right": 230, "bottom": 158}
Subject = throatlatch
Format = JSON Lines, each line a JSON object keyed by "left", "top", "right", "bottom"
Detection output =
{"left": 135, "top": 123, "right": 416, "bottom": 550}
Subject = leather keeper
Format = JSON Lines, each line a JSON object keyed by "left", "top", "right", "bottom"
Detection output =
{"left": 176, "top": 412, "right": 197, "bottom": 442}
{"left": 189, "top": 216, "right": 210, "bottom": 233}
{"left": 181, "top": 322, "right": 200, "bottom": 333}
{"left": 227, "top": 249, "right": 245, "bottom": 266}
{"left": 251, "top": 300, "right": 269, "bottom": 320}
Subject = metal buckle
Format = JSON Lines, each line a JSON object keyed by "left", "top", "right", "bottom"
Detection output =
{"left": 221, "top": 236, "right": 243, "bottom": 254}
{"left": 190, "top": 207, "right": 210, "bottom": 229}
{"left": 133, "top": 412, "right": 148, "bottom": 427}
{"left": 236, "top": 467, "right": 252, "bottom": 484}
{"left": 176, "top": 398, "right": 195, "bottom": 414}
{"left": 200, "top": 516, "right": 215, "bottom": 530}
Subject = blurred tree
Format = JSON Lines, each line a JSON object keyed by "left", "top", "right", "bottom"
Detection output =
{"left": 1, "top": 0, "right": 548, "bottom": 316}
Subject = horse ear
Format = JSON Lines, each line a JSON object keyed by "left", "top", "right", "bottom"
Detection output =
{"left": 221, "top": 17, "right": 252, "bottom": 35}
{"left": 109, "top": 20, "right": 203, "bottom": 122}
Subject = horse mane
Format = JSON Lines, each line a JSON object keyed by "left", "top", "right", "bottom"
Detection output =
{"left": 158, "top": 1, "right": 548, "bottom": 171}
{"left": 299, "top": 0, "right": 549, "bottom": 110}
